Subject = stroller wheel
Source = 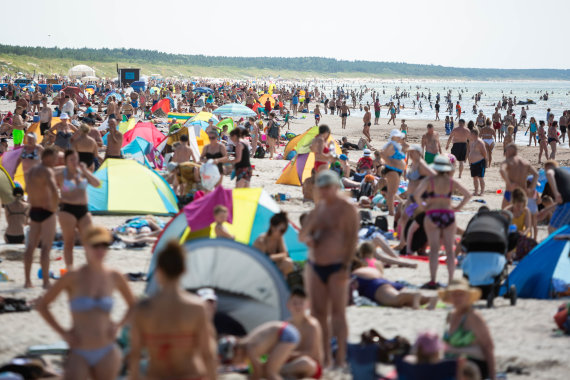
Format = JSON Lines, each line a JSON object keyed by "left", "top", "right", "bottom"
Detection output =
{"left": 510, "top": 285, "right": 517, "bottom": 306}
{"left": 486, "top": 289, "right": 495, "bottom": 308}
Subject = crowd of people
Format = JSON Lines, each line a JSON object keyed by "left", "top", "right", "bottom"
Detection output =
{"left": 0, "top": 75, "right": 569, "bottom": 380}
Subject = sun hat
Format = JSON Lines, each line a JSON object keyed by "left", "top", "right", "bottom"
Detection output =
{"left": 409, "top": 144, "right": 423, "bottom": 155}
{"left": 197, "top": 288, "right": 218, "bottom": 302}
{"left": 438, "top": 278, "right": 482, "bottom": 304}
{"left": 390, "top": 129, "right": 405, "bottom": 139}
{"left": 60, "top": 113, "right": 69, "bottom": 120}
{"left": 363, "top": 149, "right": 372, "bottom": 157}
{"left": 83, "top": 226, "right": 112, "bottom": 246}
{"left": 414, "top": 331, "right": 445, "bottom": 355}
{"left": 431, "top": 154, "right": 453, "bottom": 172}
{"left": 316, "top": 170, "right": 341, "bottom": 188}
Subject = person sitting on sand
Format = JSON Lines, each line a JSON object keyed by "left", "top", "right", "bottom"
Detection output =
{"left": 356, "top": 149, "right": 374, "bottom": 174}
{"left": 38, "top": 226, "right": 135, "bottom": 380}
{"left": 280, "top": 288, "right": 324, "bottom": 379}
{"left": 213, "top": 205, "right": 234, "bottom": 239}
{"left": 219, "top": 320, "right": 300, "bottom": 380}
{"left": 4, "top": 186, "right": 29, "bottom": 244}
{"left": 351, "top": 253, "right": 438, "bottom": 309}
{"left": 129, "top": 241, "right": 217, "bottom": 380}
{"left": 505, "top": 188, "right": 531, "bottom": 238}
{"left": 253, "top": 212, "right": 294, "bottom": 277}
{"left": 439, "top": 278, "right": 496, "bottom": 380}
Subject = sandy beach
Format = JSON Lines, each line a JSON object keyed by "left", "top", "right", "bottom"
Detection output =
{"left": 0, "top": 106, "right": 569, "bottom": 379}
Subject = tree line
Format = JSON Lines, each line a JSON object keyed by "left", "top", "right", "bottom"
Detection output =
{"left": 1, "top": 44, "right": 569, "bottom": 80}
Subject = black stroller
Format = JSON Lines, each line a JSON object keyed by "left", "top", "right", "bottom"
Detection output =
{"left": 460, "top": 210, "right": 517, "bottom": 307}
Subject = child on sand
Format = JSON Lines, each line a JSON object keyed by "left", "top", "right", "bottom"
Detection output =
{"left": 400, "top": 119, "right": 408, "bottom": 139}
{"left": 214, "top": 205, "right": 234, "bottom": 239}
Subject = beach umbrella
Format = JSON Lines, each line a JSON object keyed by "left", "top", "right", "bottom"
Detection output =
{"left": 212, "top": 103, "right": 256, "bottom": 118}
{"left": 187, "top": 111, "right": 219, "bottom": 124}
{"left": 194, "top": 87, "right": 214, "bottom": 94}
{"left": 259, "top": 94, "right": 276, "bottom": 107}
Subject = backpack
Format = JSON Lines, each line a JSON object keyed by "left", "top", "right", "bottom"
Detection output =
{"left": 374, "top": 216, "right": 388, "bottom": 232}
{"left": 359, "top": 181, "right": 374, "bottom": 199}
{"left": 254, "top": 145, "right": 266, "bottom": 159}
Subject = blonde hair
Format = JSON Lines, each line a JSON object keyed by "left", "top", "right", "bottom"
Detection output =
{"left": 214, "top": 205, "right": 228, "bottom": 215}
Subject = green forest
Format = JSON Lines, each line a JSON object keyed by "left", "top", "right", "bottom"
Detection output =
{"left": 1, "top": 44, "right": 569, "bottom": 80}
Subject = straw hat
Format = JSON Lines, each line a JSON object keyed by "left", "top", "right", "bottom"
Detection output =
{"left": 438, "top": 278, "right": 481, "bottom": 304}
{"left": 431, "top": 154, "right": 453, "bottom": 173}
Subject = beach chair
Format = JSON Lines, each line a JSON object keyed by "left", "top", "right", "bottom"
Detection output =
{"left": 347, "top": 343, "right": 379, "bottom": 380}
{"left": 395, "top": 359, "right": 457, "bottom": 380}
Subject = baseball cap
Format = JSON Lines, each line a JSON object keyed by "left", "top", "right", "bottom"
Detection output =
{"left": 60, "top": 113, "right": 69, "bottom": 120}
{"left": 83, "top": 226, "right": 112, "bottom": 246}
{"left": 197, "top": 288, "right": 218, "bottom": 302}
{"left": 316, "top": 170, "right": 341, "bottom": 188}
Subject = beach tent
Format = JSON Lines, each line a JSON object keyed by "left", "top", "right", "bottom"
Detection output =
{"left": 0, "top": 166, "right": 15, "bottom": 204}
{"left": 151, "top": 186, "right": 308, "bottom": 262}
{"left": 146, "top": 238, "right": 290, "bottom": 333}
{"left": 121, "top": 136, "right": 164, "bottom": 169}
{"left": 122, "top": 121, "right": 165, "bottom": 148}
{"left": 212, "top": 103, "right": 257, "bottom": 118}
{"left": 151, "top": 98, "right": 171, "bottom": 117}
{"left": 27, "top": 117, "right": 61, "bottom": 144}
{"left": 500, "top": 225, "right": 570, "bottom": 299}
{"left": 87, "top": 159, "right": 178, "bottom": 215}
{"left": 68, "top": 64, "right": 95, "bottom": 79}
{"left": 104, "top": 92, "right": 123, "bottom": 104}
{"left": 258, "top": 94, "right": 276, "bottom": 107}
{"left": 156, "top": 125, "right": 206, "bottom": 159}
{"left": 276, "top": 127, "right": 342, "bottom": 186}
{"left": 54, "top": 86, "right": 88, "bottom": 104}
{"left": 167, "top": 112, "right": 195, "bottom": 122}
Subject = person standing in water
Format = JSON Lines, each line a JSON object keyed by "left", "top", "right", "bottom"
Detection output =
{"left": 300, "top": 170, "right": 359, "bottom": 368}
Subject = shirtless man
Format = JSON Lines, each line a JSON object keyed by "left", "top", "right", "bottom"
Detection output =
{"left": 172, "top": 134, "right": 198, "bottom": 163}
{"left": 340, "top": 101, "right": 350, "bottom": 130}
{"left": 499, "top": 144, "right": 538, "bottom": 209}
{"left": 38, "top": 97, "right": 52, "bottom": 136}
{"left": 281, "top": 288, "right": 323, "bottom": 379}
{"left": 299, "top": 170, "right": 359, "bottom": 367}
{"left": 245, "top": 92, "right": 255, "bottom": 109}
{"left": 31, "top": 87, "right": 41, "bottom": 114}
{"left": 445, "top": 119, "right": 470, "bottom": 178}
{"left": 107, "top": 96, "right": 118, "bottom": 119}
{"left": 492, "top": 107, "right": 502, "bottom": 141}
{"left": 421, "top": 123, "right": 441, "bottom": 164}
{"left": 467, "top": 128, "right": 488, "bottom": 196}
{"left": 105, "top": 118, "right": 123, "bottom": 160}
{"left": 310, "top": 125, "right": 334, "bottom": 173}
{"left": 362, "top": 106, "right": 371, "bottom": 140}
{"left": 23, "top": 147, "right": 59, "bottom": 288}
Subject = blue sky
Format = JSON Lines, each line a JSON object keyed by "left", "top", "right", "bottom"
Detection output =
{"left": 1, "top": 0, "right": 569, "bottom": 69}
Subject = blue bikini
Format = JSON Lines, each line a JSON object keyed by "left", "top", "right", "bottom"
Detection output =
{"left": 383, "top": 141, "right": 406, "bottom": 175}
{"left": 69, "top": 296, "right": 115, "bottom": 366}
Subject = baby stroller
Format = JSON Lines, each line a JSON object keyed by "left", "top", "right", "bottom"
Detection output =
{"left": 460, "top": 210, "right": 517, "bottom": 307}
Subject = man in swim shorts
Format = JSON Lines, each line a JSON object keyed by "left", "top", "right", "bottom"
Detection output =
{"left": 499, "top": 144, "right": 538, "bottom": 209}
{"left": 421, "top": 123, "right": 441, "bottom": 164}
{"left": 492, "top": 107, "right": 502, "bottom": 140}
{"left": 445, "top": 119, "right": 470, "bottom": 178}
{"left": 38, "top": 97, "right": 52, "bottom": 136}
{"left": 468, "top": 128, "right": 488, "bottom": 196}
{"left": 23, "top": 147, "right": 59, "bottom": 288}
{"left": 299, "top": 170, "right": 359, "bottom": 367}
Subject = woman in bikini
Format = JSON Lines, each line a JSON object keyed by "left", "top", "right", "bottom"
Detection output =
{"left": 538, "top": 120, "right": 549, "bottom": 163}
{"left": 20, "top": 132, "right": 43, "bottom": 180}
{"left": 380, "top": 129, "right": 408, "bottom": 216}
{"left": 310, "top": 125, "right": 334, "bottom": 173}
{"left": 56, "top": 150, "right": 101, "bottom": 269}
{"left": 253, "top": 212, "right": 294, "bottom": 277}
{"left": 72, "top": 124, "right": 100, "bottom": 172}
{"left": 548, "top": 121, "right": 559, "bottom": 159}
{"left": 479, "top": 119, "right": 495, "bottom": 168}
{"left": 48, "top": 113, "right": 78, "bottom": 152}
{"left": 37, "top": 225, "right": 134, "bottom": 380}
{"left": 413, "top": 154, "right": 471, "bottom": 289}
{"left": 4, "top": 186, "right": 29, "bottom": 244}
{"left": 201, "top": 129, "right": 228, "bottom": 176}
{"left": 439, "top": 278, "right": 495, "bottom": 380}
{"left": 527, "top": 116, "right": 538, "bottom": 147}
{"left": 129, "top": 241, "right": 217, "bottom": 380}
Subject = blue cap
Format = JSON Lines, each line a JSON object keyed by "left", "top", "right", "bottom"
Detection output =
{"left": 339, "top": 154, "right": 348, "bottom": 161}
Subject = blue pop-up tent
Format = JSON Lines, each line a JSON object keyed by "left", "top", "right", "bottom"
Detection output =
{"left": 501, "top": 225, "right": 570, "bottom": 299}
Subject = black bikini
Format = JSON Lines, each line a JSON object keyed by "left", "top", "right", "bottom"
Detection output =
{"left": 60, "top": 203, "right": 89, "bottom": 220}
{"left": 309, "top": 261, "right": 346, "bottom": 284}
{"left": 30, "top": 207, "right": 53, "bottom": 223}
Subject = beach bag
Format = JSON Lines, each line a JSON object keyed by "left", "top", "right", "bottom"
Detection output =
{"left": 254, "top": 145, "right": 266, "bottom": 159}
{"left": 358, "top": 181, "right": 374, "bottom": 199}
{"left": 554, "top": 303, "right": 570, "bottom": 334}
{"left": 375, "top": 216, "right": 388, "bottom": 232}
{"left": 357, "top": 138, "right": 367, "bottom": 150}
{"left": 360, "top": 329, "right": 411, "bottom": 364}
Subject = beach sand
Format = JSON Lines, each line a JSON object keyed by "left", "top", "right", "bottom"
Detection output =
{"left": 0, "top": 106, "right": 569, "bottom": 379}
